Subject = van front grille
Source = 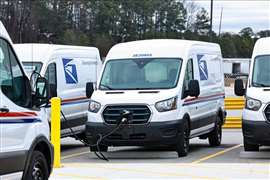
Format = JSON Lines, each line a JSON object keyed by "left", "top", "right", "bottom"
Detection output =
{"left": 102, "top": 105, "right": 151, "bottom": 124}
{"left": 264, "top": 104, "right": 270, "bottom": 121}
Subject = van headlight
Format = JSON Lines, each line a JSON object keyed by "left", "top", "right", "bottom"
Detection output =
{"left": 88, "top": 100, "right": 101, "bottom": 113}
{"left": 245, "top": 97, "right": 262, "bottom": 111}
{"left": 155, "top": 97, "right": 177, "bottom": 112}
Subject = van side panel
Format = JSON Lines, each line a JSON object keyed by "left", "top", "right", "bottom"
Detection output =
{"left": 44, "top": 50, "right": 100, "bottom": 136}
{"left": 187, "top": 46, "right": 224, "bottom": 136}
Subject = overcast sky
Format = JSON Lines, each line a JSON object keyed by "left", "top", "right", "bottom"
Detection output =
{"left": 191, "top": 0, "right": 270, "bottom": 33}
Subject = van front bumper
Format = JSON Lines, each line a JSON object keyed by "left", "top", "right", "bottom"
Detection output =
{"left": 86, "top": 120, "right": 184, "bottom": 146}
{"left": 242, "top": 119, "right": 270, "bottom": 145}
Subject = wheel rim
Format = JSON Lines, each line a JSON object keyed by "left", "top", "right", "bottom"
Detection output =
{"left": 32, "top": 160, "right": 44, "bottom": 180}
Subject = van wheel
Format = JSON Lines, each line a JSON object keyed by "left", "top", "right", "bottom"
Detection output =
{"left": 208, "top": 116, "right": 222, "bottom": 147}
{"left": 76, "top": 133, "right": 89, "bottom": 145}
{"left": 90, "top": 145, "right": 108, "bottom": 152}
{"left": 244, "top": 139, "right": 259, "bottom": 151}
{"left": 24, "top": 151, "right": 49, "bottom": 180}
{"left": 176, "top": 120, "right": 189, "bottom": 157}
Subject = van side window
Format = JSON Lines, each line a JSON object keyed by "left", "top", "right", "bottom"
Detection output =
{"left": 45, "top": 63, "right": 57, "bottom": 86}
{"left": 182, "top": 59, "right": 194, "bottom": 99}
{"left": 0, "top": 38, "right": 28, "bottom": 107}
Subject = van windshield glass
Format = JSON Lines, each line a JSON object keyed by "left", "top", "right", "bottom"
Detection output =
{"left": 100, "top": 58, "right": 182, "bottom": 90}
{"left": 22, "top": 62, "right": 43, "bottom": 86}
{"left": 22, "top": 62, "right": 43, "bottom": 77}
{"left": 252, "top": 55, "right": 270, "bottom": 87}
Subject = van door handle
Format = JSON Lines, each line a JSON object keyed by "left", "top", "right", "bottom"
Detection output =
{"left": 0, "top": 107, "right": 9, "bottom": 113}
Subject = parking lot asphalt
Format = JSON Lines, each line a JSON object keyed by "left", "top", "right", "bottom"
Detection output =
{"left": 50, "top": 129, "right": 270, "bottom": 179}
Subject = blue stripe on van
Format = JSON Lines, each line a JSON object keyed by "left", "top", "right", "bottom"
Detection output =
{"left": 0, "top": 118, "right": 42, "bottom": 124}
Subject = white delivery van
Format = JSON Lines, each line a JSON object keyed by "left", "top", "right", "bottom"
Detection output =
{"left": 235, "top": 37, "right": 270, "bottom": 151}
{"left": 0, "top": 21, "right": 12, "bottom": 43}
{"left": 85, "top": 39, "right": 226, "bottom": 157}
{"left": 14, "top": 44, "right": 102, "bottom": 139}
{"left": 0, "top": 22, "right": 53, "bottom": 179}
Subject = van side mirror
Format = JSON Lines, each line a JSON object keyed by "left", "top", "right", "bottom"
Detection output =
{"left": 34, "top": 77, "right": 49, "bottom": 106}
{"left": 234, "top": 79, "right": 245, "bottom": 96}
{"left": 86, "top": 82, "right": 94, "bottom": 98}
{"left": 188, "top": 80, "right": 200, "bottom": 97}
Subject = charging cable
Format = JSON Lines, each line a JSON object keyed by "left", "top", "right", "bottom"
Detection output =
{"left": 60, "top": 110, "right": 127, "bottom": 161}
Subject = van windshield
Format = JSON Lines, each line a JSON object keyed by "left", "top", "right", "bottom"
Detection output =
{"left": 99, "top": 58, "right": 182, "bottom": 90}
{"left": 252, "top": 55, "right": 270, "bottom": 87}
{"left": 22, "top": 62, "right": 43, "bottom": 87}
{"left": 22, "top": 62, "right": 43, "bottom": 77}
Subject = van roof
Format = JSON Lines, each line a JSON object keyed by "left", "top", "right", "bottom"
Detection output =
{"left": 106, "top": 39, "right": 221, "bottom": 60}
{"left": 14, "top": 43, "right": 100, "bottom": 64}
{"left": 253, "top": 37, "right": 270, "bottom": 57}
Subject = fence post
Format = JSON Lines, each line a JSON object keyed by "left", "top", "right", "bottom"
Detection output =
{"left": 50, "top": 97, "right": 61, "bottom": 168}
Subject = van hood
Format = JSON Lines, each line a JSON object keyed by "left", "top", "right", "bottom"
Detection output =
{"left": 247, "top": 87, "right": 270, "bottom": 104}
{"left": 91, "top": 89, "right": 178, "bottom": 106}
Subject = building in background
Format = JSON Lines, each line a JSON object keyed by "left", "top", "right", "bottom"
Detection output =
{"left": 223, "top": 58, "right": 251, "bottom": 87}
{"left": 223, "top": 58, "right": 251, "bottom": 75}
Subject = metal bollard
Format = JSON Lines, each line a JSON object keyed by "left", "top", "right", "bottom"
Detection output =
{"left": 50, "top": 97, "right": 61, "bottom": 168}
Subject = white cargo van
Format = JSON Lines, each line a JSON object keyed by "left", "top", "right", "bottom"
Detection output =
{"left": 235, "top": 37, "right": 270, "bottom": 151}
{"left": 0, "top": 22, "right": 53, "bottom": 179}
{"left": 14, "top": 44, "right": 102, "bottom": 139}
{"left": 85, "top": 39, "right": 226, "bottom": 157}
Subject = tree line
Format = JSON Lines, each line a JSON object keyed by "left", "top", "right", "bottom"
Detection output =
{"left": 0, "top": 0, "right": 269, "bottom": 58}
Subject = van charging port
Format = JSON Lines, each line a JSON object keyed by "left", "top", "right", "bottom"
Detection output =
{"left": 119, "top": 110, "right": 133, "bottom": 124}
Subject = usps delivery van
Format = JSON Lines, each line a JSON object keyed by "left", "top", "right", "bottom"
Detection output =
{"left": 85, "top": 39, "right": 226, "bottom": 157}
{"left": 14, "top": 44, "right": 102, "bottom": 139}
{"left": 0, "top": 22, "right": 53, "bottom": 179}
{"left": 235, "top": 37, "right": 270, "bottom": 151}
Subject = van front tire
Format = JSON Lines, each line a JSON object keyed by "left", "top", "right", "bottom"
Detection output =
{"left": 76, "top": 132, "right": 89, "bottom": 145}
{"left": 208, "top": 116, "right": 222, "bottom": 147}
{"left": 244, "top": 139, "right": 259, "bottom": 151}
{"left": 176, "top": 120, "right": 189, "bottom": 157}
{"left": 90, "top": 145, "right": 108, "bottom": 152}
{"left": 24, "top": 151, "right": 49, "bottom": 180}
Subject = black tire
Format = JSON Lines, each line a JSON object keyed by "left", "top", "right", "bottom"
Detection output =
{"left": 244, "top": 139, "right": 259, "bottom": 151}
{"left": 208, "top": 116, "right": 222, "bottom": 147}
{"left": 90, "top": 145, "right": 108, "bottom": 152}
{"left": 76, "top": 132, "right": 89, "bottom": 145}
{"left": 176, "top": 119, "right": 190, "bottom": 157}
{"left": 24, "top": 151, "right": 49, "bottom": 180}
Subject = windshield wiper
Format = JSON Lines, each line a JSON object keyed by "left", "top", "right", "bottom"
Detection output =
{"left": 100, "top": 84, "right": 114, "bottom": 90}
{"left": 253, "top": 82, "right": 270, "bottom": 87}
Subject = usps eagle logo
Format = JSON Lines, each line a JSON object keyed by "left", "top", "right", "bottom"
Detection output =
{"left": 197, "top": 55, "right": 208, "bottom": 81}
{"left": 62, "top": 58, "right": 78, "bottom": 84}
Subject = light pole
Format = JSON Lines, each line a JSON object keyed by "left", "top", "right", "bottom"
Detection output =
{"left": 218, "top": 7, "right": 223, "bottom": 37}
{"left": 209, "top": 0, "right": 213, "bottom": 41}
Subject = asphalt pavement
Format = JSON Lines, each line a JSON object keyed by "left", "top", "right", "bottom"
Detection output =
{"left": 50, "top": 129, "right": 270, "bottom": 179}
